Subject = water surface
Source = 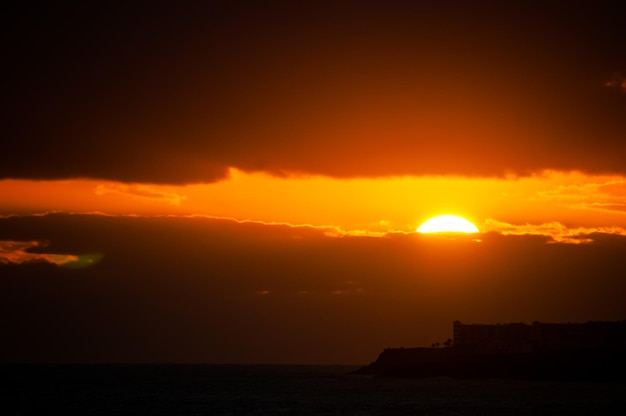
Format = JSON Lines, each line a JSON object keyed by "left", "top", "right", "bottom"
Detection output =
{"left": 3, "top": 364, "right": 624, "bottom": 415}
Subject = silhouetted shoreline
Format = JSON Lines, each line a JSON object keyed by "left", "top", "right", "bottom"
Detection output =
{"left": 353, "top": 348, "right": 626, "bottom": 381}
{"left": 354, "top": 320, "right": 626, "bottom": 381}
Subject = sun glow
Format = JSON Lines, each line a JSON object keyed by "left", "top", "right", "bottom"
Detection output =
{"left": 417, "top": 215, "right": 479, "bottom": 234}
{"left": 3, "top": 170, "right": 626, "bottom": 239}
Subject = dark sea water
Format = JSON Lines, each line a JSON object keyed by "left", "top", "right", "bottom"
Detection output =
{"left": 2, "top": 364, "right": 625, "bottom": 415}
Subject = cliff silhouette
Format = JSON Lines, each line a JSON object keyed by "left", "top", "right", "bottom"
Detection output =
{"left": 355, "top": 321, "right": 626, "bottom": 381}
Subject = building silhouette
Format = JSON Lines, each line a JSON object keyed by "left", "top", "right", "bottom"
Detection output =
{"left": 453, "top": 320, "right": 626, "bottom": 353}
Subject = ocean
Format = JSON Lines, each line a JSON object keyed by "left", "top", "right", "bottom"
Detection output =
{"left": 2, "top": 364, "right": 625, "bottom": 415}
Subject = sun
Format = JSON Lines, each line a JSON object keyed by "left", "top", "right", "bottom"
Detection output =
{"left": 417, "top": 215, "right": 479, "bottom": 234}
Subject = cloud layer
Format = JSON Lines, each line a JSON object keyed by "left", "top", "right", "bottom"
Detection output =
{"left": 0, "top": 240, "right": 78, "bottom": 266}
{"left": 2, "top": 213, "right": 625, "bottom": 364}
{"left": 3, "top": 2, "right": 625, "bottom": 183}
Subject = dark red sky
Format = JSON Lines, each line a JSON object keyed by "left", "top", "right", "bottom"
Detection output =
{"left": 3, "top": 1, "right": 625, "bottom": 183}
{"left": 2, "top": 1, "right": 626, "bottom": 365}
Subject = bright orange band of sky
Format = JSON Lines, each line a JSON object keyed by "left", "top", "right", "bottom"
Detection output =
{"left": 2, "top": 169, "right": 625, "bottom": 243}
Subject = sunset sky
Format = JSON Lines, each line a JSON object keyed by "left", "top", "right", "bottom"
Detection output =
{"left": 2, "top": 1, "right": 626, "bottom": 364}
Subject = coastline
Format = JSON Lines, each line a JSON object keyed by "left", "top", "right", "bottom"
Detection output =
{"left": 353, "top": 347, "right": 626, "bottom": 381}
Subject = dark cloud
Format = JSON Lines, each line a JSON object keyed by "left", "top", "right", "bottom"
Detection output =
{"left": 2, "top": 1, "right": 625, "bottom": 183}
{"left": 1, "top": 214, "right": 625, "bottom": 364}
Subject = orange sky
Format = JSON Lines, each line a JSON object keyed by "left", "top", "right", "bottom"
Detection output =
{"left": 2, "top": 169, "right": 625, "bottom": 242}
{"left": 2, "top": 2, "right": 626, "bottom": 365}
